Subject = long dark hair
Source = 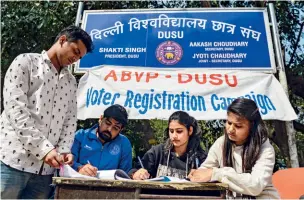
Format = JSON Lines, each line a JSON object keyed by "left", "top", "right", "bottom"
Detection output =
{"left": 164, "top": 111, "right": 203, "bottom": 158}
{"left": 223, "top": 98, "right": 268, "bottom": 173}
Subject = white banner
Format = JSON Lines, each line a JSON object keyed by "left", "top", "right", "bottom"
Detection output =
{"left": 77, "top": 65, "right": 297, "bottom": 121}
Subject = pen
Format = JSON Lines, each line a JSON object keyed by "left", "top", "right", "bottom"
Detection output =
{"left": 195, "top": 157, "right": 200, "bottom": 169}
{"left": 87, "top": 160, "right": 91, "bottom": 165}
{"left": 137, "top": 156, "right": 144, "bottom": 169}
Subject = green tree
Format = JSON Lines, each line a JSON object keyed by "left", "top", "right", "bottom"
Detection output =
{"left": 1, "top": 2, "right": 78, "bottom": 69}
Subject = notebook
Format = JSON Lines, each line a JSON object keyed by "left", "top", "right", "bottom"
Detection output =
{"left": 59, "top": 164, "right": 131, "bottom": 180}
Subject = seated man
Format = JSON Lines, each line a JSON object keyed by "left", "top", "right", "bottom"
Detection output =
{"left": 71, "top": 104, "right": 132, "bottom": 176}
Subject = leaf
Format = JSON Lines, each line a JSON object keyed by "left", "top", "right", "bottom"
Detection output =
{"left": 37, "top": 21, "right": 44, "bottom": 29}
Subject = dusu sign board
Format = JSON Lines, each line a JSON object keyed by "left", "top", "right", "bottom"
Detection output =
{"left": 76, "top": 8, "right": 276, "bottom": 72}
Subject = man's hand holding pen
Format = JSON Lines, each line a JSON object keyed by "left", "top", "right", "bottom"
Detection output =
{"left": 78, "top": 160, "right": 98, "bottom": 177}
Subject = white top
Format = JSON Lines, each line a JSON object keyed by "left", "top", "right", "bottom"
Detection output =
{"left": 0, "top": 51, "right": 77, "bottom": 175}
{"left": 201, "top": 136, "right": 280, "bottom": 199}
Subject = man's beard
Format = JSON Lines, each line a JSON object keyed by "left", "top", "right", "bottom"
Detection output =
{"left": 97, "top": 126, "right": 113, "bottom": 143}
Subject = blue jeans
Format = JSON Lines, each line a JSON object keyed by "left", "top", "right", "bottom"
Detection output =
{"left": 0, "top": 161, "right": 53, "bottom": 199}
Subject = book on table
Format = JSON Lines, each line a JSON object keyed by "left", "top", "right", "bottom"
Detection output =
{"left": 59, "top": 164, "right": 131, "bottom": 180}
{"left": 59, "top": 165, "right": 206, "bottom": 183}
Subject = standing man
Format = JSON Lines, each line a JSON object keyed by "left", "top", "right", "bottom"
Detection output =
{"left": 0, "top": 25, "right": 94, "bottom": 199}
{"left": 71, "top": 104, "right": 132, "bottom": 176}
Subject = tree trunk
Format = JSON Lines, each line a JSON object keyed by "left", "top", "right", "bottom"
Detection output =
{"left": 286, "top": 121, "right": 299, "bottom": 167}
{"left": 275, "top": 69, "right": 299, "bottom": 168}
{"left": 272, "top": 120, "right": 299, "bottom": 168}
{"left": 272, "top": 121, "right": 291, "bottom": 167}
{"left": 269, "top": 2, "right": 300, "bottom": 167}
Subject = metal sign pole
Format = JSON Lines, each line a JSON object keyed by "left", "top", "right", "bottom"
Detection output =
{"left": 268, "top": 3, "right": 299, "bottom": 168}
{"left": 69, "top": 2, "right": 84, "bottom": 73}
{"left": 75, "top": 2, "right": 84, "bottom": 26}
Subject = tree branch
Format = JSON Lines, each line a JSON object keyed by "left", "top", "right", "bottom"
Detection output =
{"left": 287, "top": 72, "right": 304, "bottom": 98}
{"left": 287, "top": 22, "right": 304, "bottom": 68}
{"left": 201, "top": 1, "right": 211, "bottom": 7}
{"left": 254, "top": 0, "right": 265, "bottom": 8}
{"left": 294, "top": 121, "right": 304, "bottom": 133}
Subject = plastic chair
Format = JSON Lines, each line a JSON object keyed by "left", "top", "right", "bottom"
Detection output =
{"left": 272, "top": 168, "right": 304, "bottom": 199}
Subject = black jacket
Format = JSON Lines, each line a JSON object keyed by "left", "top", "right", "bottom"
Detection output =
{"left": 131, "top": 144, "right": 207, "bottom": 179}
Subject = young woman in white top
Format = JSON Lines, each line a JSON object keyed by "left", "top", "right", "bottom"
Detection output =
{"left": 188, "top": 98, "right": 280, "bottom": 199}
